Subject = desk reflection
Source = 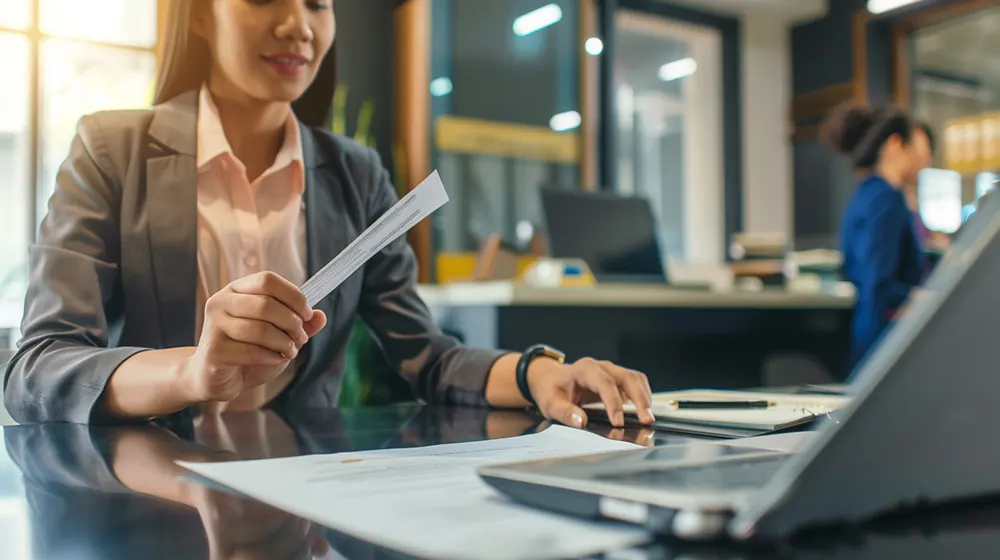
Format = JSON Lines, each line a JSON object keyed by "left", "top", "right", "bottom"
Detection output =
{"left": 1, "top": 407, "right": 656, "bottom": 560}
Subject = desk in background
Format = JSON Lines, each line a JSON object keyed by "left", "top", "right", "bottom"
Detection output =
{"left": 419, "top": 282, "right": 856, "bottom": 390}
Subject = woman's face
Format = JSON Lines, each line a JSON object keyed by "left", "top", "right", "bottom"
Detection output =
{"left": 885, "top": 128, "right": 932, "bottom": 186}
{"left": 195, "top": 0, "right": 336, "bottom": 103}
{"left": 903, "top": 129, "right": 932, "bottom": 185}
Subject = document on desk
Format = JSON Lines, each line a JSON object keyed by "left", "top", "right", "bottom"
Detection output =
{"left": 178, "top": 426, "right": 648, "bottom": 560}
{"left": 300, "top": 170, "right": 449, "bottom": 307}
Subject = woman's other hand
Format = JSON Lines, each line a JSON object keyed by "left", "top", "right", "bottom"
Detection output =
{"left": 527, "top": 358, "right": 655, "bottom": 429}
{"left": 182, "top": 271, "right": 327, "bottom": 403}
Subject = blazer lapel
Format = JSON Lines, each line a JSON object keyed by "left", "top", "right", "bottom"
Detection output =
{"left": 300, "top": 128, "right": 348, "bottom": 373}
{"left": 146, "top": 91, "right": 199, "bottom": 348}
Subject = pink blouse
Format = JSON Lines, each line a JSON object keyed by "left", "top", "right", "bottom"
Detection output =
{"left": 194, "top": 86, "right": 307, "bottom": 411}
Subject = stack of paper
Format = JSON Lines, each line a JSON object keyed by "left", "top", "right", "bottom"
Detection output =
{"left": 179, "top": 427, "right": 650, "bottom": 560}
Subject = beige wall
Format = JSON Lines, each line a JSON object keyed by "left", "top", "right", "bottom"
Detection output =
{"left": 741, "top": 13, "right": 793, "bottom": 238}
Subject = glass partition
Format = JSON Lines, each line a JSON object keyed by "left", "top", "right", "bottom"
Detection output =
{"left": 429, "top": 0, "right": 583, "bottom": 269}
{"left": 612, "top": 9, "right": 724, "bottom": 264}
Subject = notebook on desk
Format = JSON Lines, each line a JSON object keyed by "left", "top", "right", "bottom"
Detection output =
{"left": 584, "top": 389, "right": 849, "bottom": 436}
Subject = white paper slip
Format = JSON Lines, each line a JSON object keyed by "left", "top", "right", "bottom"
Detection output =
{"left": 178, "top": 426, "right": 649, "bottom": 560}
{"left": 301, "top": 170, "right": 449, "bottom": 307}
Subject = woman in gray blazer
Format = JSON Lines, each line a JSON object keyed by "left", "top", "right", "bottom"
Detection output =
{"left": 4, "top": 0, "right": 655, "bottom": 427}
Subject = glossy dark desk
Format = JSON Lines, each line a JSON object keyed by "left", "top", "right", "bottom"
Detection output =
{"left": 1, "top": 405, "right": 997, "bottom": 559}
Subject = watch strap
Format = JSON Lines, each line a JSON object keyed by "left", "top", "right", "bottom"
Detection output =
{"left": 515, "top": 344, "right": 566, "bottom": 406}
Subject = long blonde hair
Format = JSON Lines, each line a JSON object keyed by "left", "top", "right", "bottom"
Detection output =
{"left": 153, "top": 0, "right": 338, "bottom": 127}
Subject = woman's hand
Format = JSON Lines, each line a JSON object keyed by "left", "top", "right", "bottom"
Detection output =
{"left": 527, "top": 358, "right": 655, "bottom": 429}
{"left": 182, "top": 272, "right": 327, "bottom": 403}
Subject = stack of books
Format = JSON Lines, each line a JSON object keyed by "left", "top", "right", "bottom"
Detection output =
{"left": 729, "top": 233, "right": 789, "bottom": 287}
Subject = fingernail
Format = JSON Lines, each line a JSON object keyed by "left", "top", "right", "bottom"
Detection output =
{"left": 614, "top": 412, "right": 624, "bottom": 427}
{"left": 571, "top": 413, "right": 584, "bottom": 428}
{"left": 646, "top": 408, "right": 656, "bottom": 422}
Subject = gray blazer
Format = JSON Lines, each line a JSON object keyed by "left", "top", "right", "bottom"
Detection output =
{"left": 4, "top": 91, "right": 505, "bottom": 424}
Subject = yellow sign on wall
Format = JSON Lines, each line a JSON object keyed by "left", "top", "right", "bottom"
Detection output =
{"left": 435, "top": 116, "right": 580, "bottom": 164}
{"left": 944, "top": 113, "right": 1000, "bottom": 174}
{"left": 944, "top": 120, "right": 963, "bottom": 173}
{"left": 965, "top": 119, "right": 982, "bottom": 173}
{"left": 983, "top": 113, "right": 1000, "bottom": 171}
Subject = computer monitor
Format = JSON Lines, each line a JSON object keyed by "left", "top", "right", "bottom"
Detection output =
{"left": 917, "top": 168, "right": 963, "bottom": 234}
{"left": 540, "top": 189, "right": 667, "bottom": 283}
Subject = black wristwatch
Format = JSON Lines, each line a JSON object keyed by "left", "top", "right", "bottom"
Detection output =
{"left": 516, "top": 344, "right": 566, "bottom": 406}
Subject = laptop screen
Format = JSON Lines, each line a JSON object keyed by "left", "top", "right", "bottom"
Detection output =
{"left": 541, "top": 190, "right": 666, "bottom": 282}
{"left": 739, "top": 171, "right": 1000, "bottom": 537}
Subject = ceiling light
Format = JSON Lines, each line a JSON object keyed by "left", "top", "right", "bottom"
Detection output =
{"left": 513, "top": 3, "right": 563, "bottom": 37}
{"left": 867, "top": 0, "right": 925, "bottom": 14}
{"left": 585, "top": 37, "right": 604, "bottom": 56}
{"left": 658, "top": 57, "right": 697, "bottom": 82}
{"left": 430, "top": 77, "right": 453, "bottom": 97}
{"left": 549, "top": 110, "right": 581, "bottom": 132}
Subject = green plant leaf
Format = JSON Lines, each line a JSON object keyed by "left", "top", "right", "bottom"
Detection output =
{"left": 330, "top": 84, "right": 348, "bottom": 136}
{"left": 355, "top": 99, "right": 375, "bottom": 147}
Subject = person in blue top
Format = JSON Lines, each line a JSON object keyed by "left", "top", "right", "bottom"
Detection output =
{"left": 824, "top": 104, "right": 932, "bottom": 372}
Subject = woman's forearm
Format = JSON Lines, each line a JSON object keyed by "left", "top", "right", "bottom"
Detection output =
{"left": 100, "top": 347, "right": 199, "bottom": 420}
{"left": 484, "top": 353, "right": 525, "bottom": 408}
{"left": 110, "top": 429, "right": 200, "bottom": 507}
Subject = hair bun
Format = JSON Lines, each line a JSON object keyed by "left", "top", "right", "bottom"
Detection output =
{"left": 822, "top": 103, "right": 876, "bottom": 156}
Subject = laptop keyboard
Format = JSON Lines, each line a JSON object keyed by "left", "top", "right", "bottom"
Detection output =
{"left": 597, "top": 454, "right": 790, "bottom": 491}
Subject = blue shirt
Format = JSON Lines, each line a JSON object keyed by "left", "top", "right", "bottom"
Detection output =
{"left": 840, "top": 175, "right": 925, "bottom": 370}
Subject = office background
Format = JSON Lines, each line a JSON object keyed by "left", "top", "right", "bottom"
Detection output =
{"left": 2, "top": 0, "right": 1000, "bottom": 424}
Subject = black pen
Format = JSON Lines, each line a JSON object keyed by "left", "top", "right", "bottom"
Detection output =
{"left": 668, "top": 400, "right": 773, "bottom": 409}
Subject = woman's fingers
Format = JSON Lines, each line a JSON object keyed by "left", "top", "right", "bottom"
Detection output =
{"left": 229, "top": 271, "right": 312, "bottom": 321}
{"left": 303, "top": 309, "right": 327, "bottom": 338}
{"left": 213, "top": 340, "right": 289, "bottom": 367}
{"left": 219, "top": 314, "right": 299, "bottom": 359}
{"left": 548, "top": 359, "right": 655, "bottom": 428}
{"left": 574, "top": 359, "right": 626, "bottom": 427}
{"left": 591, "top": 361, "right": 654, "bottom": 424}
{"left": 541, "top": 396, "right": 589, "bottom": 429}
{"left": 601, "top": 361, "right": 655, "bottom": 424}
{"left": 225, "top": 293, "right": 308, "bottom": 346}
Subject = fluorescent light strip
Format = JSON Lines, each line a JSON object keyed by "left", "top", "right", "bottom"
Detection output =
{"left": 867, "top": 0, "right": 924, "bottom": 14}
{"left": 550, "top": 110, "right": 581, "bottom": 132}
{"left": 658, "top": 57, "right": 697, "bottom": 82}
{"left": 513, "top": 3, "right": 563, "bottom": 37}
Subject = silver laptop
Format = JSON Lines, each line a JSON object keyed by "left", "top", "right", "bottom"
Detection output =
{"left": 479, "top": 191, "right": 1000, "bottom": 540}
